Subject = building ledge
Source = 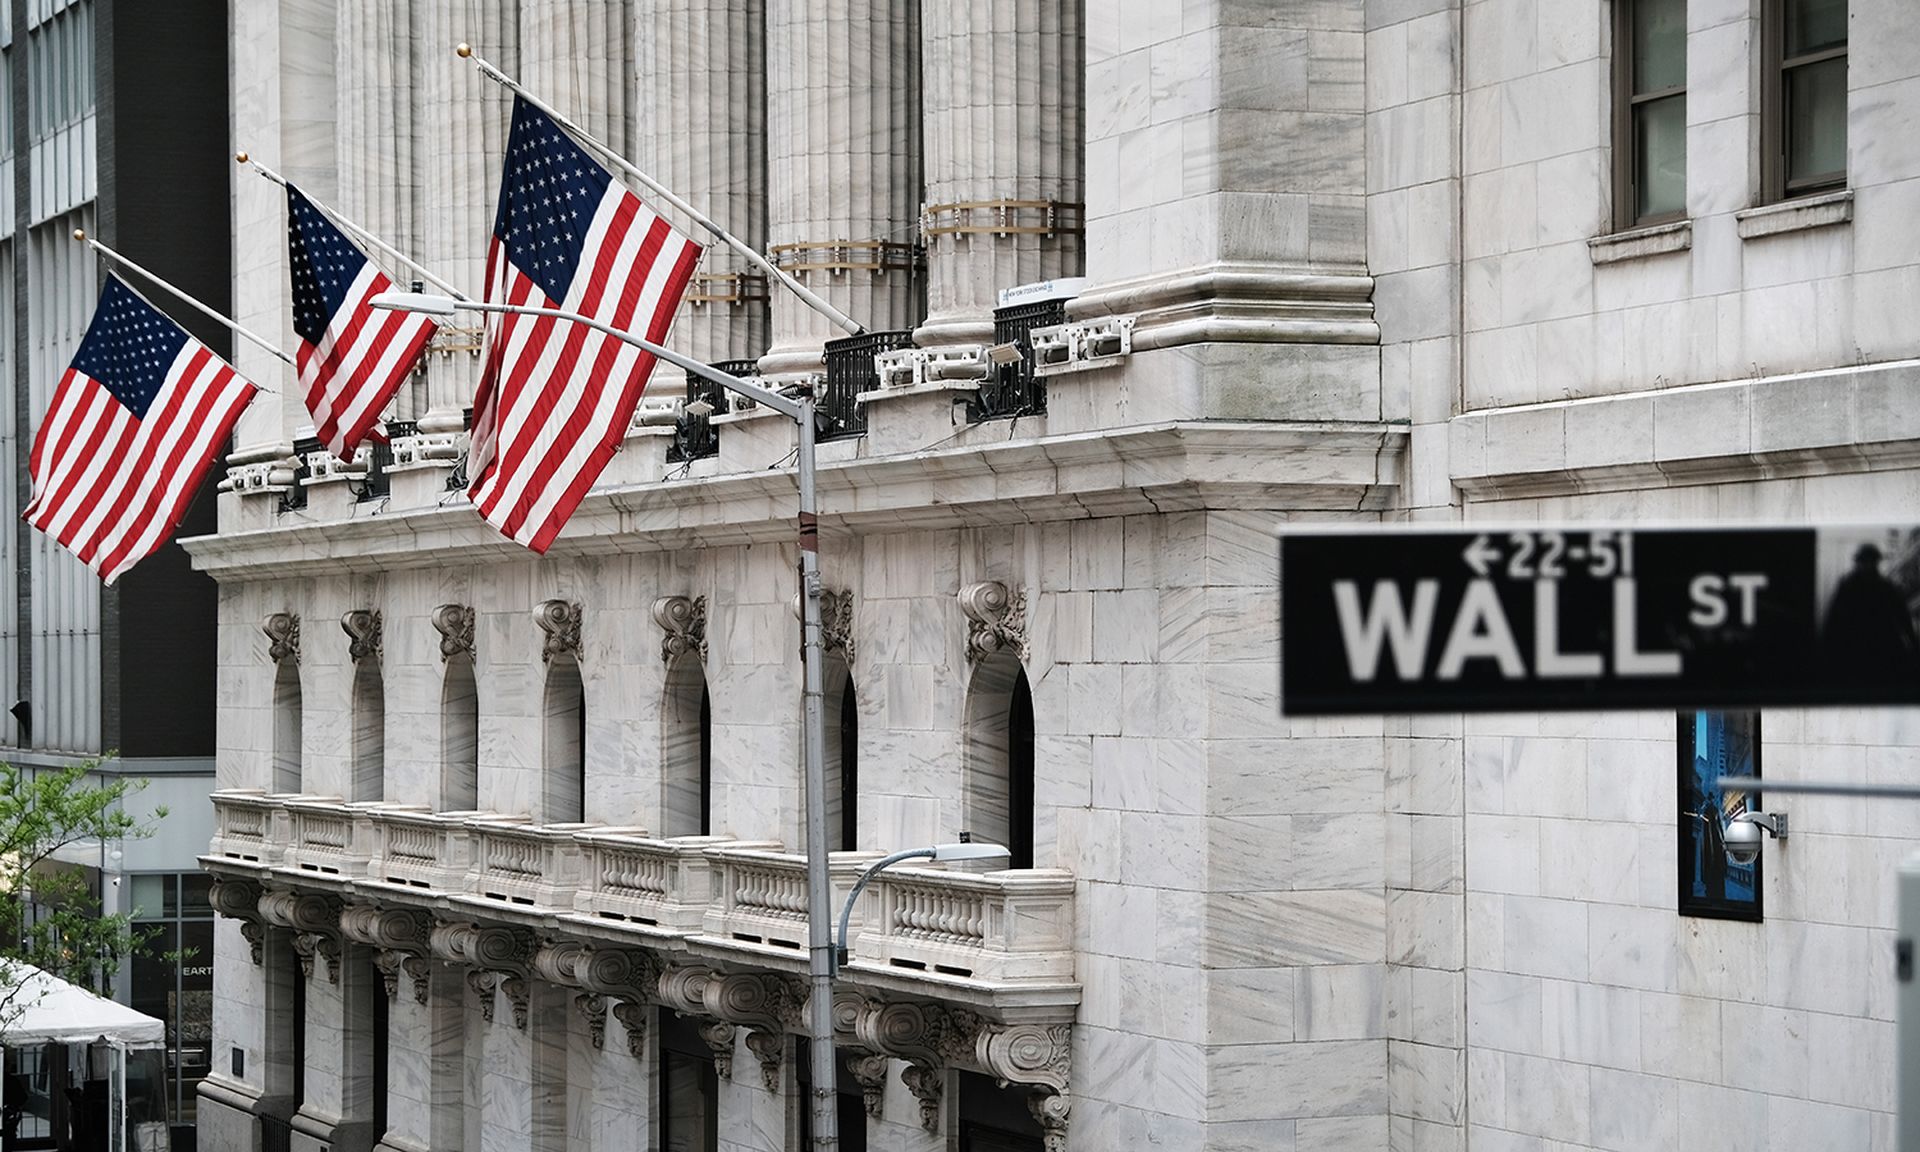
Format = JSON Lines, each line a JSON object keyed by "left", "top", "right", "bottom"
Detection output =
{"left": 1588, "top": 219, "right": 1691, "bottom": 265}
{"left": 1450, "top": 357, "right": 1920, "bottom": 499}
{"left": 1736, "top": 189, "right": 1852, "bottom": 240}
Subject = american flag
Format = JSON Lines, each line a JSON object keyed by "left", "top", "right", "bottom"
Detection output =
{"left": 469, "top": 96, "right": 702, "bottom": 552}
{"left": 23, "top": 276, "right": 257, "bottom": 584}
{"left": 288, "top": 183, "right": 437, "bottom": 459}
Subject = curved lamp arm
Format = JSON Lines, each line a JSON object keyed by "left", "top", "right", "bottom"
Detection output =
{"left": 834, "top": 841, "right": 1011, "bottom": 975}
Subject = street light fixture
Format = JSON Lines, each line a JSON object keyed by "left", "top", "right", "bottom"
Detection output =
{"left": 835, "top": 840, "right": 1012, "bottom": 973}
{"left": 370, "top": 289, "right": 842, "bottom": 1149}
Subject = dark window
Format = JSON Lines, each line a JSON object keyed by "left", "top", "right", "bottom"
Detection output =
{"left": 1007, "top": 670, "right": 1035, "bottom": 870}
{"left": 129, "top": 874, "right": 217, "bottom": 1125}
{"left": 1613, "top": 0, "right": 1688, "bottom": 227}
{"left": 794, "top": 1041, "right": 867, "bottom": 1152}
{"left": 1763, "top": 0, "right": 1848, "bottom": 199}
{"left": 699, "top": 683, "right": 712, "bottom": 836}
{"left": 957, "top": 1071, "right": 1046, "bottom": 1151}
{"left": 660, "top": 1012, "right": 718, "bottom": 1152}
{"left": 1678, "top": 711, "right": 1762, "bottom": 921}
{"left": 839, "top": 674, "right": 859, "bottom": 852}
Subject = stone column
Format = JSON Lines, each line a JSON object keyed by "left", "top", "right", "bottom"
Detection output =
{"left": 633, "top": 0, "right": 769, "bottom": 367}
{"left": 915, "top": 1, "right": 1085, "bottom": 349}
{"left": 519, "top": 0, "right": 632, "bottom": 152}
{"left": 336, "top": 0, "right": 421, "bottom": 419}
{"left": 413, "top": 0, "right": 517, "bottom": 434}
{"left": 760, "top": 0, "right": 922, "bottom": 374}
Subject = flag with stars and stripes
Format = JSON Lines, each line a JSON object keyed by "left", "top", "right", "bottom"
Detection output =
{"left": 287, "top": 182, "right": 437, "bottom": 459}
{"left": 469, "top": 96, "right": 702, "bottom": 552}
{"left": 23, "top": 275, "right": 258, "bottom": 584}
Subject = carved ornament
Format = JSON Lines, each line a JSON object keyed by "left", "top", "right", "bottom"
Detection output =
{"left": 958, "top": 581, "right": 1028, "bottom": 662}
{"left": 612, "top": 1000, "right": 649, "bottom": 1059}
{"left": 846, "top": 1052, "right": 889, "bottom": 1118}
{"left": 431, "top": 604, "right": 475, "bottom": 662}
{"left": 535, "top": 599, "right": 583, "bottom": 663}
{"left": 339, "top": 904, "right": 431, "bottom": 953}
{"left": 208, "top": 877, "right": 261, "bottom": 922}
{"left": 373, "top": 950, "right": 405, "bottom": 1000}
{"left": 652, "top": 595, "right": 708, "bottom": 663}
{"left": 402, "top": 955, "right": 433, "bottom": 1005}
{"left": 341, "top": 609, "right": 383, "bottom": 663}
{"left": 262, "top": 613, "right": 300, "bottom": 664}
{"left": 576, "top": 993, "right": 608, "bottom": 1050}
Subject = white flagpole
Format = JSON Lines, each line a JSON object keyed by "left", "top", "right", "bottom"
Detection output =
{"left": 456, "top": 43, "right": 868, "bottom": 339}
{"left": 73, "top": 231, "right": 296, "bottom": 368}
{"left": 235, "top": 153, "right": 475, "bottom": 302}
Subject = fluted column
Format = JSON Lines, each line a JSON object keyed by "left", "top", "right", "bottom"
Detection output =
{"left": 915, "top": 1, "right": 1084, "bottom": 349}
{"left": 761, "top": 0, "right": 922, "bottom": 375}
{"left": 519, "top": 0, "right": 633, "bottom": 152}
{"left": 634, "top": 0, "right": 769, "bottom": 367}
{"left": 414, "top": 0, "right": 517, "bottom": 434}
{"left": 338, "top": 0, "right": 420, "bottom": 419}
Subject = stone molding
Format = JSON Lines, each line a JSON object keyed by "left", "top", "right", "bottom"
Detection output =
{"left": 958, "top": 581, "right": 1027, "bottom": 663}
{"left": 535, "top": 599, "right": 583, "bottom": 663}
{"left": 653, "top": 595, "right": 708, "bottom": 663}
{"left": 431, "top": 604, "right": 475, "bottom": 662}
{"left": 341, "top": 610, "right": 382, "bottom": 663}
{"left": 1735, "top": 188, "right": 1853, "bottom": 240}
{"left": 185, "top": 422, "right": 1406, "bottom": 576}
{"left": 262, "top": 613, "right": 300, "bottom": 664}
{"left": 1065, "top": 261, "right": 1378, "bottom": 351}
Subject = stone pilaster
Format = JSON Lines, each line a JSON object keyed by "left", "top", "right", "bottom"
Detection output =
{"left": 633, "top": 0, "right": 769, "bottom": 367}
{"left": 1055, "top": 0, "right": 1379, "bottom": 432}
{"left": 414, "top": 0, "right": 516, "bottom": 433}
{"left": 519, "top": 0, "right": 631, "bottom": 152}
{"left": 761, "top": 0, "right": 922, "bottom": 374}
{"left": 916, "top": 0, "right": 1085, "bottom": 349}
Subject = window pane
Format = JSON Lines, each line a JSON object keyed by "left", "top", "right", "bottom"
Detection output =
{"left": 129, "top": 874, "right": 167, "bottom": 918}
{"left": 1679, "top": 711, "right": 1762, "bottom": 919}
{"left": 1787, "top": 57, "right": 1847, "bottom": 185}
{"left": 1786, "top": 0, "right": 1848, "bottom": 57}
{"left": 181, "top": 872, "right": 213, "bottom": 914}
{"left": 1634, "top": 94, "right": 1687, "bottom": 219}
{"left": 1632, "top": 0, "right": 1687, "bottom": 93}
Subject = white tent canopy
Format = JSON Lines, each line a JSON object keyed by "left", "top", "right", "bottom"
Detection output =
{"left": 0, "top": 961, "right": 163, "bottom": 1049}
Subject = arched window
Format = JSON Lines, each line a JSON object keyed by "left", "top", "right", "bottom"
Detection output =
{"left": 963, "top": 653, "right": 1034, "bottom": 868}
{"left": 272, "top": 661, "right": 303, "bottom": 794}
{"left": 544, "top": 655, "right": 585, "bottom": 823}
{"left": 441, "top": 655, "right": 479, "bottom": 811}
{"left": 824, "top": 665, "right": 858, "bottom": 851}
{"left": 661, "top": 655, "right": 711, "bottom": 836}
{"left": 351, "top": 663, "right": 384, "bottom": 803}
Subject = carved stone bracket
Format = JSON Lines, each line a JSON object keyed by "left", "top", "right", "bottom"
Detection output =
{"left": 209, "top": 877, "right": 262, "bottom": 922}
{"left": 789, "top": 588, "right": 855, "bottom": 663}
{"left": 240, "top": 922, "right": 266, "bottom": 967}
{"left": 340, "top": 904, "right": 432, "bottom": 954}
{"left": 697, "top": 1020, "right": 738, "bottom": 1080}
{"left": 576, "top": 993, "right": 608, "bottom": 1050}
{"left": 428, "top": 921, "right": 533, "bottom": 973}
{"left": 431, "top": 604, "right": 476, "bottom": 662}
{"left": 900, "top": 1061, "right": 943, "bottom": 1132}
{"left": 292, "top": 933, "right": 340, "bottom": 985}
{"left": 373, "top": 951, "right": 405, "bottom": 1000}
{"left": 262, "top": 613, "right": 300, "bottom": 664}
{"left": 402, "top": 955, "right": 433, "bottom": 1005}
{"left": 530, "top": 941, "right": 659, "bottom": 1002}
{"left": 654, "top": 964, "right": 715, "bottom": 1018}
{"left": 535, "top": 599, "right": 583, "bottom": 663}
{"left": 341, "top": 609, "right": 383, "bottom": 663}
{"left": 653, "top": 595, "right": 708, "bottom": 663}
{"left": 612, "top": 1000, "right": 649, "bottom": 1060}
{"left": 743, "top": 1029, "right": 785, "bottom": 1092}
{"left": 501, "top": 976, "right": 530, "bottom": 1030}
{"left": 846, "top": 1051, "right": 889, "bottom": 1118}
{"left": 1029, "top": 1090, "right": 1069, "bottom": 1152}
{"left": 958, "top": 581, "right": 1027, "bottom": 662}
{"left": 702, "top": 971, "right": 805, "bottom": 1034}
{"left": 258, "top": 890, "right": 340, "bottom": 937}
{"left": 851, "top": 1000, "right": 982, "bottom": 1069}
{"left": 467, "top": 970, "right": 500, "bottom": 1023}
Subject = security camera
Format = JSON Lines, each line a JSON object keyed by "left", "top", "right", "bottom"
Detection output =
{"left": 1723, "top": 811, "right": 1788, "bottom": 867}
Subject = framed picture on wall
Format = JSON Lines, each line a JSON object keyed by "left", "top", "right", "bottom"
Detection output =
{"left": 1677, "top": 711, "right": 1763, "bottom": 921}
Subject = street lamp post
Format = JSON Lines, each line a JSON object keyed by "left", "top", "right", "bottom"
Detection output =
{"left": 835, "top": 841, "right": 1012, "bottom": 973}
{"left": 371, "top": 290, "right": 844, "bottom": 1150}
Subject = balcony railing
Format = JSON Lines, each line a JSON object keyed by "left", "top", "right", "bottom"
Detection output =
{"left": 208, "top": 791, "right": 1079, "bottom": 994}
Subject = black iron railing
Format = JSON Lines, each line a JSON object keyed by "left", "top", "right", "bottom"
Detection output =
{"left": 356, "top": 420, "right": 411, "bottom": 502}
{"left": 447, "top": 408, "right": 474, "bottom": 491}
{"left": 669, "top": 361, "right": 755, "bottom": 464}
{"left": 278, "top": 435, "right": 323, "bottom": 513}
{"left": 970, "top": 299, "right": 1065, "bottom": 422}
{"left": 822, "top": 330, "right": 913, "bottom": 441}
{"left": 260, "top": 1114, "right": 292, "bottom": 1152}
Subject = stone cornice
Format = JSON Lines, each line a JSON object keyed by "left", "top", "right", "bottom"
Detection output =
{"left": 183, "top": 421, "right": 1405, "bottom": 579}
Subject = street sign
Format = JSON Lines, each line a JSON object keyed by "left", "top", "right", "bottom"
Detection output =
{"left": 1280, "top": 525, "right": 1920, "bottom": 714}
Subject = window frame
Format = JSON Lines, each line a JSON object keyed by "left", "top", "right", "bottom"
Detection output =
{"left": 1612, "top": 0, "right": 1690, "bottom": 230}
{"left": 1760, "top": 0, "right": 1849, "bottom": 202}
{"left": 1676, "top": 711, "right": 1764, "bottom": 922}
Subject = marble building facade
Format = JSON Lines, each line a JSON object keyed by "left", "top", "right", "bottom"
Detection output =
{"left": 195, "top": 2, "right": 1915, "bottom": 1152}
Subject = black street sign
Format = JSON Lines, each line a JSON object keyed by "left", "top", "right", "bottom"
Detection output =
{"left": 1280, "top": 525, "right": 1920, "bottom": 715}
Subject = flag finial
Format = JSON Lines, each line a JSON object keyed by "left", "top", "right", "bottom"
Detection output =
{"left": 456, "top": 42, "right": 471, "bottom": 58}
{"left": 72, "top": 229, "right": 85, "bottom": 243}
{"left": 235, "top": 151, "right": 249, "bottom": 164}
